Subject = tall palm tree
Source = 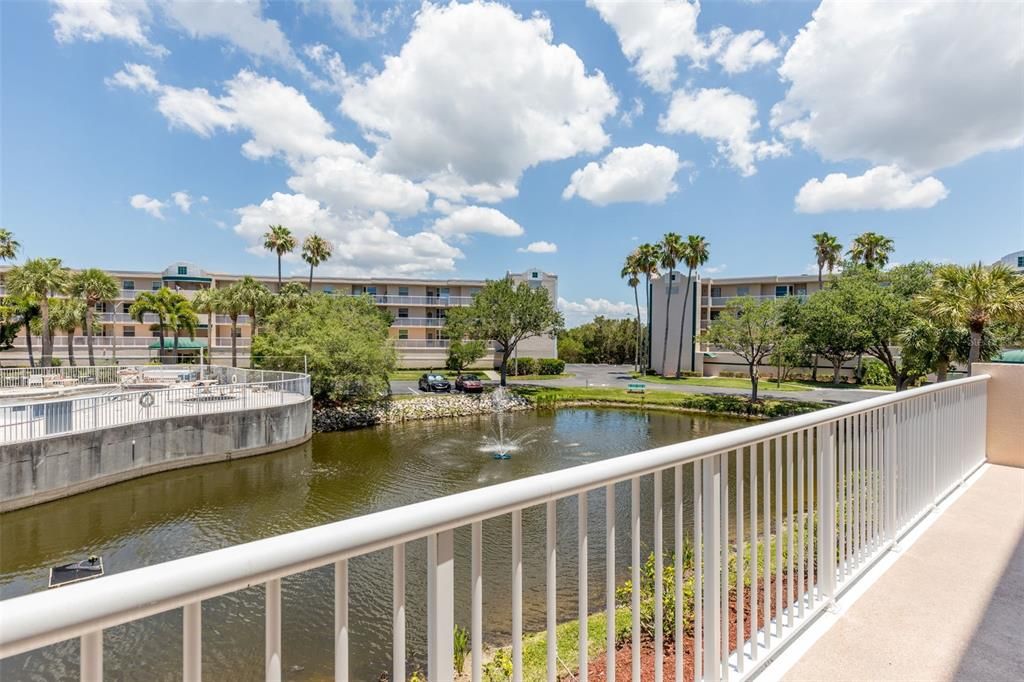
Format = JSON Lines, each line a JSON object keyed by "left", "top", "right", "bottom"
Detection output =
{"left": 632, "top": 243, "right": 660, "bottom": 372}
{"left": 192, "top": 287, "right": 221, "bottom": 369}
{"left": 263, "top": 225, "right": 297, "bottom": 292}
{"left": 49, "top": 298, "right": 86, "bottom": 366}
{"left": 167, "top": 299, "right": 198, "bottom": 362}
{"left": 10, "top": 296, "right": 39, "bottom": 367}
{"left": 68, "top": 268, "right": 119, "bottom": 366}
{"left": 675, "top": 234, "right": 710, "bottom": 378}
{"left": 0, "top": 229, "right": 20, "bottom": 262}
{"left": 657, "top": 233, "right": 684, "bottom": 376}
{"left": 917, "top": 263, "right": 1024, "bottom": 374}
{"left": 620, "top": 252, "right": 642, "bottom": 373}
{"left": 812, "top": 232, "right": 843, "bottom": 286}
{"left": 233, "top": 276, "right": 272, "bottom": 338}
{"left": 219, "top": 282, "right": 248, "bottom": 368}
{"left": 5, "top": 258, "right": 71, "bottom": 366}
{"left": 848, "top": 232, "right": 895, "bottom": 270}
{"left": 129, "top": 288, "right": 186, "bottom": 364}
{"left": 301, "top": 234, "right": 333, "bottom": 289}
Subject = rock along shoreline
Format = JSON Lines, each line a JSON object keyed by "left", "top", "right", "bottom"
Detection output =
{"left": 313, "top": 392, "right": 532, "bottom": 432}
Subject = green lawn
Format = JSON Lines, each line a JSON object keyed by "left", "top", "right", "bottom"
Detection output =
{"left": 513, "top": 385, "right": 825, "bottom": 419}
{"left": 791, "top": 380, "right": 894, "bottom": 392}
{"left": 506, "top": 373, "right": 575, "bottom": 381}
{"left": 630, "top": 372, "right": 806, "bottom": 392}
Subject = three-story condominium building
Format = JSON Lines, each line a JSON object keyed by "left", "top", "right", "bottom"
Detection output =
{"left": 0, "top": 262, "right": 558, "bottom": 368}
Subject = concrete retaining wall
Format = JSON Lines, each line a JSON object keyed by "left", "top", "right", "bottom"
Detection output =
{"left": 0, "top": 398, "right": 312, "bottom": 512}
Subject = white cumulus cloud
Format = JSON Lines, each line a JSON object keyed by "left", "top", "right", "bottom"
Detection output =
{"left": 771, "top": 0, "right": 1024, "bottom": 173}
{"left": 517, "top": 241, "right": 558, "bottom": 254}
{"left": 563, "top": 144, "right": 681, "bottom": 205}
{"left": 171, "top": 190, "right": 192, "bottom": 213}
{"left": 794, "top": 165, "right": 949, "bottom": 213}
{"left": 432, "top": 206, "right": 524, "bottom": 240}
{"left": 50, "top": 0, "right": 166, "bottom": 56}
{"left": 659, "top": 87, "right": 787, "bottom": 176}
{"left": 341, "top": 0, "right": 617, "bottom": 202}
{"left": 587, "top": 0, "right": 710, "bottom": 92}
{"left": 130, "top": 193, "right": 167, "bottom": 219}
{"left": 711, "top": 28, "right": 780, "bottom": 75}
{"left": 559, "top": 296, "right": 641, "bottom": 326}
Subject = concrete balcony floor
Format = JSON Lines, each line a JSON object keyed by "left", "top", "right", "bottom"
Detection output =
{"left": 780, "top": 464, "right": 1024, "bottom": 681}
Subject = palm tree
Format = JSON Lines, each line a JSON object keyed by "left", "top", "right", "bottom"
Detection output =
{"left": 917, "top": 263, "right": 1024, "bottom": 374}
{"left": 219, "top": 283, "right": 248, "bottom": 368}
{"left": 68, "top": 268, "right": 119, "bottom": 366}
{"left": 10, "top": 296, "right": 38, "bottom": 367}
{"left": 50, "top": 298, "right": 86, "bottom": 366}
{"left": 632, "top": 243, "right": 660, "bottom": 372}
{"left": 167, "top": 299, "right": 198, "bottom": 362}
{"left": 301, "top": 234, "right": 333, "bottom": 289}
{"left": 0, "top": 229, "right": 20, "bottom": 262}
{"left": 675, "top": 234, "right": 710, "bottom": 378}
{"left": 657, "top": 233, "right": 684, "bottom": 376}
{"left": 848, "top": 232, "right": 895, "bottom": 270}
{"left": 263, "top": 225, "right": 297, "bottom": 292}
{"left": 5, "top": 258, "right": 71, "bottom": 366}
{"left": 812, "top": 232, "right": 843, "bottom": 286}
{"left": 191, "top": 288, "right": 221, "bottom": 370}
{"left": 129, "top": 288, "right": 185, "bottom": 364}
{"left": 620, "top": 252, "right": 642, "bottom": 372}
{"left": 233, "top": 276, "right": 272, "bottom": 338}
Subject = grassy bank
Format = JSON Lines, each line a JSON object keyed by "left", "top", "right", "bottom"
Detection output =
{"left": 512, "top": 386, "right": 825, "bottom": 419}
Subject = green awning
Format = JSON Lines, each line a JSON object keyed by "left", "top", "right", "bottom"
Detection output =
{"left": 703, "top": 352, "right": 718, "bottom": 358}
{"left": 148, "top": 338, "right": 208, "bottom": 349}
{"left": 994, "top": 349, "right": 1024, "bottom": 364}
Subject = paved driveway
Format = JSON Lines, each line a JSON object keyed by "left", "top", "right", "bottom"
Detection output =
{"left": 391, "top": 364, "right": 888, "bottom": 404}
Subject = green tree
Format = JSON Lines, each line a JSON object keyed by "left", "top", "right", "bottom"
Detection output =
{"left": 556, "top": 332, "right": 585, "bottom": 363}
{"left": 68, "top": 268, "right": 119, "bottom": 366}
{"left": 632, "top": 242, "right": 660, "bottom": 372}
{"left": 446, "top": 339, "right": 487, "bottom": 375}
{"left": 0, "top": 228, "right": 20, "bottom": 262}
{"left": 233, "top": 276, "right": 273, "bottom": 338}
{"left": 253, "top": 294, "right": 395, "bottom": 401}
{"left": 621, "top": 252, "right": 642, "bottom": 372}
{"left": 301, "top": 234, "right": 332, "bottom": 289}
{"left": 444, "top": 278, "right": 563, "bottom": 386}
{"left": 848, "top": 232, "right": 895, "bottom": 270}
{"left": 5, "top": 257, "right": 71, "bottom": 366}
{"left": 799, "top": 282, "right": 868, "bottom": 386}
{"left": 49, "top": 298, "right": 87, "bottom": 366}
{"left": 191, "top": 288, "right": 220, "bottom": 366}
{"left": 702, "top": 297, "right": 783, "bottom": 401}
{"left": 129, "top": 288, "right": 189, "bottom": 364}
{"left": 675, "top": 234, "right": 710, "bottom": 378}
{"left": 263, "top": 224, "right": 297, "bottom": 292}
{"left": 167, "top": 298, "right": 198, "bottom": 361}
{"left": 812, "top": 232, "right": 843, "bottom": 286}
{"left": 917, "top": 263, "right": 1024, "bottom": 374}
{"left": 218, "top": 283, "right": 248, "bottom": 368}
{"left": 656, "top": 233, "right": 684, "bottom": 376}
{"left": 7, "top": 296, "right": 39, "bottom": 366}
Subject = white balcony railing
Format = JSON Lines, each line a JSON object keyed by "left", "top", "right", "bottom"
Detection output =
{"left": 348, "top": 293, "right": 475, "bottom": 306}
{"left": 393, "top": 317, "right": 447, "bottom": 328}
{"left": 0, "top": 375, "right": 988, "bottom": 681}
{"left": 704, "top": 294, "right": 810, "bottom": 306}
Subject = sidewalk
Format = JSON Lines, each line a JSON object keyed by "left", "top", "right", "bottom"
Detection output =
{"left": 782, "top": 464, "right": 1024, "bottom": 681}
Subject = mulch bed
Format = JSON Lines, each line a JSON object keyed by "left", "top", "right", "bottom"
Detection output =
{"left": 570, "top": 573, "right": 807, "bottom": 681}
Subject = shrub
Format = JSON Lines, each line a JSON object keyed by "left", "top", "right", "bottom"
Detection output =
{"left": 453, "top": 625, "right": 470, "bottom": 674}
{"left": 860, "top": 358, "right": 894, "bottom": 386}
{"left": 511, "top": 357, "right": 536, "bottom": 375}
{"left": 537, "top": 358, "right": 565, "bottom": 375}
{"left": 681, "top": 370, "right": 702, "bottom": 378}
{"left": 483, "top": 649, "right": 513, "bottom": 681}
{"left": 615, "top": 548, "right": 696, "bottom": 643}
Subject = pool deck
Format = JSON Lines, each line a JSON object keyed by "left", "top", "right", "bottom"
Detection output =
{"left": 778, "top": 464, "right": 1024, "bottom": 681}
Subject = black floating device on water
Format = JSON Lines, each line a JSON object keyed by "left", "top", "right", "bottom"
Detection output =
{"left": 49, "top": 556, "right": 104, "bottom": 588}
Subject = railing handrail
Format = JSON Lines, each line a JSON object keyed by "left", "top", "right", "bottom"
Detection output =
{"left": 0, "top": 374, "right": 988, "bottom": 659}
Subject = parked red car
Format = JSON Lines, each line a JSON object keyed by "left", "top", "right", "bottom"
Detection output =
{"left": 455, "top": 374, "right": 483, "bottom": 393}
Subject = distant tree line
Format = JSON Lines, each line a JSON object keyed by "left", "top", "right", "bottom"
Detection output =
{"left": 558, "top": 316, "right": 643, "bottom": 365}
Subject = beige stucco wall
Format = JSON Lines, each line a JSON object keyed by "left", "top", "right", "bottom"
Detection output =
{"left": 976, "top": 363, "right": 1024, "bottom": 468}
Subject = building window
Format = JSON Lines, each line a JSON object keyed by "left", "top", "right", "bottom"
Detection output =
{"left": 122, "top": 280, "right": 135, "bottom": 290}
{"left": 177, "top": 266, "right": 187, "bottom": 275}
{"left": 152, "top": 281, "right": 161, "bottom": 290}
{"left": 737, "top": 286, "right": 749, "bottom": 296}
{"left": 398, "top": 286, "right": 409, "bottom": 297}
{"left": 366, "top": 286, "right": 377, "bottom": 295}
{"left": 438, "top": 287, "right": 450, "bottom": 298}
{"left": 323, "top": 287, "right": 333, "bottom": 294}
{"left": 397, "top": 308, "right": 409, "bottom": 318}
{"left": 775, "top": 285, "right": 790, "bottom": 297}
{"left": 398, "top": 329, "right": 409, "bottom": 340}
{"left": 1018, "top": 256, "right": 1024, "bottom": 268}
{"left": 233, "top": 328, "right": 242, "bottom": 338}
{"left": 796, "top": 285, "right": 807, "bottom": 295}
{"left": 532, "top": 271, "right": 539, "bottom": 279}
{"left": 123, "top": 328, "right": 135, "bottom": 337}
{"left": 710, "top": 310, "right": 721, "bottom": 320}
{"left": 710, "top": 286, "right": 722, "bottom": 298}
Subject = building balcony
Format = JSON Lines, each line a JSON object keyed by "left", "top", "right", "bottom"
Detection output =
{"left": 0, "top": 370, "right": 1018, "bottom": 681}
{"left": 704, "top": 294, "right": 810, "bottom": 306}
{"left": 348, "top": 293, "right": 475, "bottom": 306}
{"left": 393, "top": 317, "right": 447, "bottom": 328}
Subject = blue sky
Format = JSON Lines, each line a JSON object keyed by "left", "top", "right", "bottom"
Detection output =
{"left": 2, "top": 1, "right": 1022, "bottom": 324}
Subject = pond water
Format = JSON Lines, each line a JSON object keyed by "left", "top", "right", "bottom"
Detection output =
{"left": 1, "top": 408, "right": 758, "bottom": 681}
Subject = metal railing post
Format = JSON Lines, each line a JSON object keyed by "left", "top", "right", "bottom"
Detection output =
{"left": 183, "top": 602, "right": 201, "bottom": 681}
{"left": 886, "top": 405, "right": 897, "bottom": 545}
{"left": 266, "top": 579, "right": 282, "bottom": 682}
{"left": 818, "top": 422, "right": 837, "bottom": 603}
{"left": 80, "top": 630, "right": 102, "bottom": 681}
{"left": 427, "top": 531, "right": 455, "bottom": 682}
{"left": 702, "top": 456, "right": 722, "bottom": 682}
